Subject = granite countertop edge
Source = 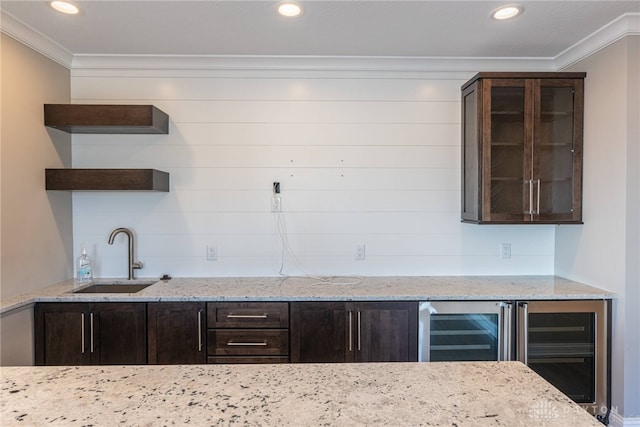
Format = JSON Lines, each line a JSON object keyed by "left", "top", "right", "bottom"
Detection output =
{"left": 0, "top": 275, "right": 614, "bottom": 315}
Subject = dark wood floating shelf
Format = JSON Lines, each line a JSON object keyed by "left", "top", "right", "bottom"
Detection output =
{"left": 46, "top": 169, "right": 170, "bottom": 191}
{"left": 44, "top": 104, "right": 169, "bottom": 134}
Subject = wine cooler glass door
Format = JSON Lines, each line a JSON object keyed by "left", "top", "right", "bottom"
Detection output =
{"left": 419, "top": 301, "right": 511, "bottom": 362}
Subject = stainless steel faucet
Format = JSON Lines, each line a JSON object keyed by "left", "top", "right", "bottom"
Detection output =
{"left": 108, "top": 227, "right": 143, "bottom": 280}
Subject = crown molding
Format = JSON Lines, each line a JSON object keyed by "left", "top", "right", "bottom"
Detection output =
{"left": 1, "top": 9, "right": 637, "bottom": 74}
{"left": 0, "top": 10, "right": 73, "bottom": 69}
{"left": 70, "top": 54, "right": 554, "bottom": 76}
{"left": 555, "top": 13, "right": 640, "bottom": 70}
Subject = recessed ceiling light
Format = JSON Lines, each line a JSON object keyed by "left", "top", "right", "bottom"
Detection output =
{"left": 51, "top": 1, "right": 79, "bottom": 15}
{"left": 491, "top": 5, "right": 523, "bottom": 20}
{"left": 278, "top": 2, "right": 303, "bottom": 17}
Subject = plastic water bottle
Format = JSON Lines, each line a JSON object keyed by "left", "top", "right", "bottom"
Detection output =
{"left": 77, "top": 245, "right": 93, "bottom": 283}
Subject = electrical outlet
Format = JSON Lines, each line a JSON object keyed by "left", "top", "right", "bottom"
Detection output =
{"left": 355, "top": 244, "right": 366, "bottom": 261}
{"left": 500, "top": 243, "right": 511, "bottom": 259}
{"left": 271, "top": 196, "right": 281, "bottom": 212}
{"left": 207, "top": 245, "right": 217, "bottom": 261}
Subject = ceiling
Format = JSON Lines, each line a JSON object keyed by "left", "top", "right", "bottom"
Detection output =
{"left": 1, "top": 1, "right": 639, "bottom": 65}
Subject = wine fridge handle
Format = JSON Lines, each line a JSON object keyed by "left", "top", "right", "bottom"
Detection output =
{"left": 518, "top": 303, "right": 529, "bottom": 364}
{"left": 501, "top": 302, "right": 512, "bottom": 361}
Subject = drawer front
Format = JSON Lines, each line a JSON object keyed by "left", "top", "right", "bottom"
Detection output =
{"left": 207, "top": 356, "right": 289, "bottom": 364}
{"left": 207, "top": 303, "right": 288, "bottom": 328}
{"left": 207, "top": 330, "right": 289, "bottom": 356}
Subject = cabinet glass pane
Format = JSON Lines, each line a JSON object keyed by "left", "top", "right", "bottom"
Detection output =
{"left": 430, "top": 314, "right": 498, "bottom": 361}
{"left": 527, "top": 312, "right": 595, "bottom": 403}
{"left": 490, "top": 87, "right": 525, "bottom": 214}
{"left": 537, "top": 86, "right": 575, "bottom": 214}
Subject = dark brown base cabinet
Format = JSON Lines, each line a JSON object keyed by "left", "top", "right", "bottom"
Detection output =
{"left": 207, "top": 302, "right": 289, "bottom": 364}
{"left": 147, "top": 302, "right": 206, "bottom": 364}
{"left": 290, "top": 301, "right": 418, "bottom": 363}
{"left": 35, "top": 302, "right": 147, "bottom": 366}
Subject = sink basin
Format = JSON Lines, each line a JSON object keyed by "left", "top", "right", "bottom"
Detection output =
{"left": 73, "top": 281, "right": 156, "bottom": 294}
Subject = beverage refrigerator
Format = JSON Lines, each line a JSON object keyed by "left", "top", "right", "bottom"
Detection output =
{"left": 418, "top": 299, "right": 610, "bottom": 422}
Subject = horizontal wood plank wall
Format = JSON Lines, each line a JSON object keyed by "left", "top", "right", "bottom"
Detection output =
{"left": 71, "top": 71, "right": 554, "bottom": 278}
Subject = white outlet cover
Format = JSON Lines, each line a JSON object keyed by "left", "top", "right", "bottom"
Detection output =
{"left": 207, "top": 245, "right": 217, "bottom": 261}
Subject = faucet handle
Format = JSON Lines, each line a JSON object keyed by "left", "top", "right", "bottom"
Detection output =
{"left": 133, "top": 261, "right": 143, "bottom": 270}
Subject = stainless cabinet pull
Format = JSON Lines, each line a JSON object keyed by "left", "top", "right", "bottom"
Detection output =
{"left": 90, "top": 312, "right": 94, "bottom": 353}
{"left": 197, "top": 310, "right": 203, "bottom": 352}
{"left": 226, "top": 341, "right": 268, "bottom": 346}
{"left": 528, "top": 180, "right": 534, "bottom": 215}
{"left": 357, "top": 311, "right": 362, "bottom": 351}
{"left": 81, "top": 313, "right": 85, "bottom": 354}
{"left": 348, "top": 311, "right": 353, "bottom": 352}
{"left": 536, "top": 179, "right": 541, "bottom": 214}
{"left": 227, "top": 314, "right": 268, "bottom": 319}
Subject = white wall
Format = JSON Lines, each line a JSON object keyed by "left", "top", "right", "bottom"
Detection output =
{"left": 0, "top": 33, "right": 72, "bottom": 365}
{"left": 71, "top": 70, "right": 555, "bottom": 279}
{"left": 556, "top": 36, "right": 640, "bottom": 421}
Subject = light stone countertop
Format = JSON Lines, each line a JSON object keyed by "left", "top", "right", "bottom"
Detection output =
{"left": 1, "top": 275, "right": 613, "bottom": 315}
{"left": 0, "top": 361, "right": 602, "bottom": 426}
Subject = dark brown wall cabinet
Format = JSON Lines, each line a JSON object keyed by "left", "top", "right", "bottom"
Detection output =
{"left": 34, "top": 302, "right": 147, "bottom": 366}
{"left": 147, "top": 302, "right": 206, "bottom": 364}
{"left": 44, "top": 104, "right": 169, "bottom": 134}
{"left": 290, "top": 301, "right": 418, "bottom": 363}
{"left": 207, "top": 302, "right": 289, "bottom": 364}
{"left": 46, "top": 168, "right": 169, "bottom": 191}
{"left": 461, "top": 72, "right": 585, "bottom": 224}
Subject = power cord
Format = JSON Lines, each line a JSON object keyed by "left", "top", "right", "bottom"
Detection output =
{"left": 271, "top": 183, "right": 363, "bottom": 286}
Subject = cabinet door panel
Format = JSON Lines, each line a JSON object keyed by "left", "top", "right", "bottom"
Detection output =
{"left": 483, "top": 79, "right": 533, "bottom": 222}
{"left": 290, "top": 302, "right": 347, "bottom": 363}
{"left": 148, "top": 302, "right": 206, "bottom": 364}
{"left": 35, "top": 303, "right": 90, "bottom": 366}
{"left": 532, "top": 79, "right": 583, "bottom": 222}
{"left": 92, "top": 303, "right": 146, "bottom": 365}
{"left": 355, "top": 302, "right": 418, "bottom": 362}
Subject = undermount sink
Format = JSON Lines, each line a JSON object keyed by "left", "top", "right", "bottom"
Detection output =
{"left": 73, "top": 281, "right": 156, "bottom": 294}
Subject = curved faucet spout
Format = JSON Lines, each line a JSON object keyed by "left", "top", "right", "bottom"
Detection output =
{"left": 108, "top": 227, "right": 143, "bottom": 280}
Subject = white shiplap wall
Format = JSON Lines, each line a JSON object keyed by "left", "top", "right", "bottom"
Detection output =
{"left": 71, "top": 69, "right": 555, "bottom": 279}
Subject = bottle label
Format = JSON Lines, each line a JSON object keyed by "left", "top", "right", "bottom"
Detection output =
{"left": 77, "top": 266, "right": 92, "bottom": 282}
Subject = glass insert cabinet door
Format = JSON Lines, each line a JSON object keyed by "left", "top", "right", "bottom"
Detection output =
{"left": 483, "top": 78, "right": 583, "bottom": 222}
{"left": 532, "top": 79, "right": 584, "bottom": 222}
{"left": 461, "top": 73, "right": 585, "bottom": 224}
{"left": 485, "top": 79, "right": 532, "bottom": 222}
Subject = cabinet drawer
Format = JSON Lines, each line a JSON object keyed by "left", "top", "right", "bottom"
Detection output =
{"left": 207, "top": 330, "right": 289, "bottom": 356}
{"left": 207, "top": 356, "right": 289, "bottom": 364}
{"left": 207, "top": 303, "right": 288, "bottom": 328}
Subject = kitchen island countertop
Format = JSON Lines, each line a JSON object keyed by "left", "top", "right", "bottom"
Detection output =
{"left": 1, "top": 275, "right": 612, "bottom": 314}
{"left": 0, "top": 361, "right": 602, "bottom": 426}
